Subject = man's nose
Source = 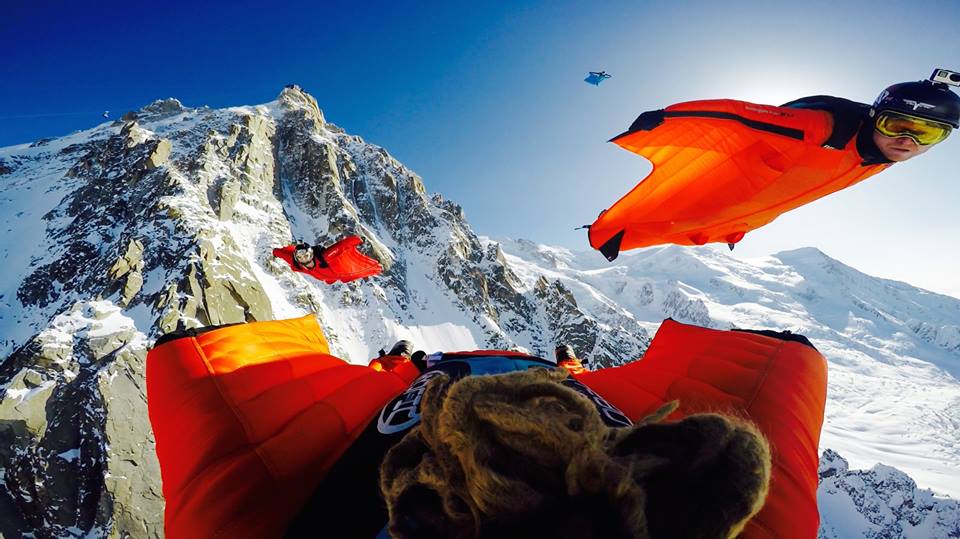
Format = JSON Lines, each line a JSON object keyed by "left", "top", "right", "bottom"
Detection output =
{"left": 895, "top": 136, "right": 918, "bottom": 149}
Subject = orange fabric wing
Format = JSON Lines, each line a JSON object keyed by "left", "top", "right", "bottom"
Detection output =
{"left": 146, "top": 315, "right": 415, "bottom": 538}
{"left": 574, "top": 319, "right": 828, "bottom": 538}
{"left": 589, "top": 99, "right": 889, "bottom": 259}
{"left": 148, "top": 314, "right": 827, "bottom": 537}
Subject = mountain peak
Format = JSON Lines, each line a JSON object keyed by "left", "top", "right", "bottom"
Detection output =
{"left": 139, "top": 97, "right": 186, "bottom": 119}
{"left": 278, "top": 84, "right": 325, "bottom": 126}
{"left": 772, "top": 246, "right": 828, "bottom": 261}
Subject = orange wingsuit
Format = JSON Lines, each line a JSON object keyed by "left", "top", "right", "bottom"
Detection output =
{"left": 147, "top": 316, "right": 826, "bottom": 538}
{"left": 589, "top": 99, "right": 891, "bottom": 260}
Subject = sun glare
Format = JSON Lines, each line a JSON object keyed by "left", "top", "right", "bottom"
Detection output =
{"left": 713, "top": 65, "right": 847, "bottom": 107}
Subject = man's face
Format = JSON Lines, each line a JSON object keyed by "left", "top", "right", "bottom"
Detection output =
{"left": 872, "top": 130, "right": 938, "bottom": 162}
{"left": 294, "top": 247, "right": 315, "bottom": 265}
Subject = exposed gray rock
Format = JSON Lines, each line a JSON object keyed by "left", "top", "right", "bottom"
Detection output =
{"left": 108, "top": 239, "right": 144, "bottom": 280}
{"left": 909, "top": 320, "right": 960, "bottom": 354}
{"left": 97, "top": 344, "right": 164, "bottom": 538}
{"left": 0, "top": 369, "right": 57, "bottom": 439}
{"left": 218, "top": 179, "right": 240, "bottom": 221}
{"left": 661, "top": 289, "right": 713, "bottom": 327}
{"left": 535, "top": 276, "right": 595, "bottom": 358}
{"left": 109, "top": 239, "right": 146, "bottom": 307}
{"left": 194, "top": 235, "right": 273, "bottom": 325}
{"left": 18, "top": 132, "right": 173, "bottom": 313}
{"left": 30, "top": 137, "right": 55, "bottom": 147}
{"left": 140, "top": 98, "right": 185, "bottom": 119}
{"left": 0, "top": 302, "right": 162, "bottom": 538}
{"left": 533, "top": 275, "right": 650, "bottom": 367}
{"left": 279, "top": 85, "right": 325, "bottom": 129}
{"left": 147, "top": 139, "right": 171, "bottom": 169}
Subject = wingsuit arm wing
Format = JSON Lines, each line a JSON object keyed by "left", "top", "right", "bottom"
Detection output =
{"left": 146, "top": 315, "right": 416, "bottom": 538}
{"left": 321, "top": 235, "right": 362, "bottom": 260}
{"left": 272, "top": 245, "right": 296, "bottom": 266}
{"left": 614, "top": 99, "right": 835, "bottom": 147}
{"left": 572, "top": 319, "right": 828, "bottom": 538}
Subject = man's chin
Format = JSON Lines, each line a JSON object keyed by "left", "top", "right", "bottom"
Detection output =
{"left": 884, "top": 149, "right": 916, "bottom": 162}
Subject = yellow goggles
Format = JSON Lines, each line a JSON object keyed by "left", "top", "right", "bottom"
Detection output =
{"left": 874, "top": 111, "right": 952, "bottom": 146}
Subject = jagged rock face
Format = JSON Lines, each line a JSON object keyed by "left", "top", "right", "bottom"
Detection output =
{"left": 0, "top": 86, "right": 652, "bottom": 536}
{"left": 108, "top": 239, "right": 145, "bottom": 307}
{"left": 16, "top": 131, "right": 171, "bottom": 311}
{"left": 909, "top": 320, "right": 960, "bottom": 354}
{"left": 817, "top": 449, "right": 960, "bottom": 538}
{"left": 141, "top": 98, "right": 185, "bottom": 118}
{"left": 660, "top": 290, "right": 713, "bottom": 327}
{"left": 0, "top": 302, "right": 162, "bottom": 537}
{"left": 270, "top": 88, "right": 652, "bottom": 360}
{"left": 533, "top": 276, "right": 649, "bottom": 367}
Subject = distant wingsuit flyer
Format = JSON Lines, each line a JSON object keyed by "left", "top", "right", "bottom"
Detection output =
{"left": 585, "top": 70, "right": 612, "bottom": 86}
{"left": 588, "top": 68, "right": 960, "bottom": 260}
{"left": 273, "top": 235, "right": 382, "bottom": 283}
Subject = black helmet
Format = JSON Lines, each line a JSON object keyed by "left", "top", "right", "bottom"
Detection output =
{"left": 554, "top": 344, "right": 576, "bottom": 361}
{"left": 873, "top": 80, "right": 960, "bottom": 128}
{"left": 387, "top": 340, "right": 413, "bottom": 358}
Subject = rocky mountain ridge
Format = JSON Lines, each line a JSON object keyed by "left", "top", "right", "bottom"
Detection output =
{"left": 818, "top": 450, "right": 960, "bottom": 538}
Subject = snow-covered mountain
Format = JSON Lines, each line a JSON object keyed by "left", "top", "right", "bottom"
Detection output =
{"left": 496, "top": 238, "right": 960, "bottom": 500}
{"left": 496, "top": 239, "right": 960, "bottom": 538}
{"left": 817, "top": 450, "right": 960, "bottom": 539}
{"left": 1, "top": 87, "right": 957, "bottom": 537}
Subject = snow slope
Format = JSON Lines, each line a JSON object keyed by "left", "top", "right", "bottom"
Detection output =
{"left": 496, "top": 239, "right": 960, "bottom": 499}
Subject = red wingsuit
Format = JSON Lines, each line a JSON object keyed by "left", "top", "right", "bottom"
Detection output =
{"left": 147, "top": 316, "right": 827, "bottom": 538}
{"left": 272, "top": 235, "right": 382, "bottom": 283}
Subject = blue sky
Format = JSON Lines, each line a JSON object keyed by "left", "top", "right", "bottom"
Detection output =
{"left": 4, "top": 0, "right": 960, "bottom": 296}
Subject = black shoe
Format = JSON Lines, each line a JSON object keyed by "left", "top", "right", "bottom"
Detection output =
{"left": 411, "top": 350, "right": 428, "bottom": 372}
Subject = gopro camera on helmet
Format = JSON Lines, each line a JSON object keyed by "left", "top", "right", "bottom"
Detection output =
{"left": 930, "top": 68, "right": 960, "bottom": 87}
{"left": 873, "top": 70, "right": 960, "bottom": 129}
